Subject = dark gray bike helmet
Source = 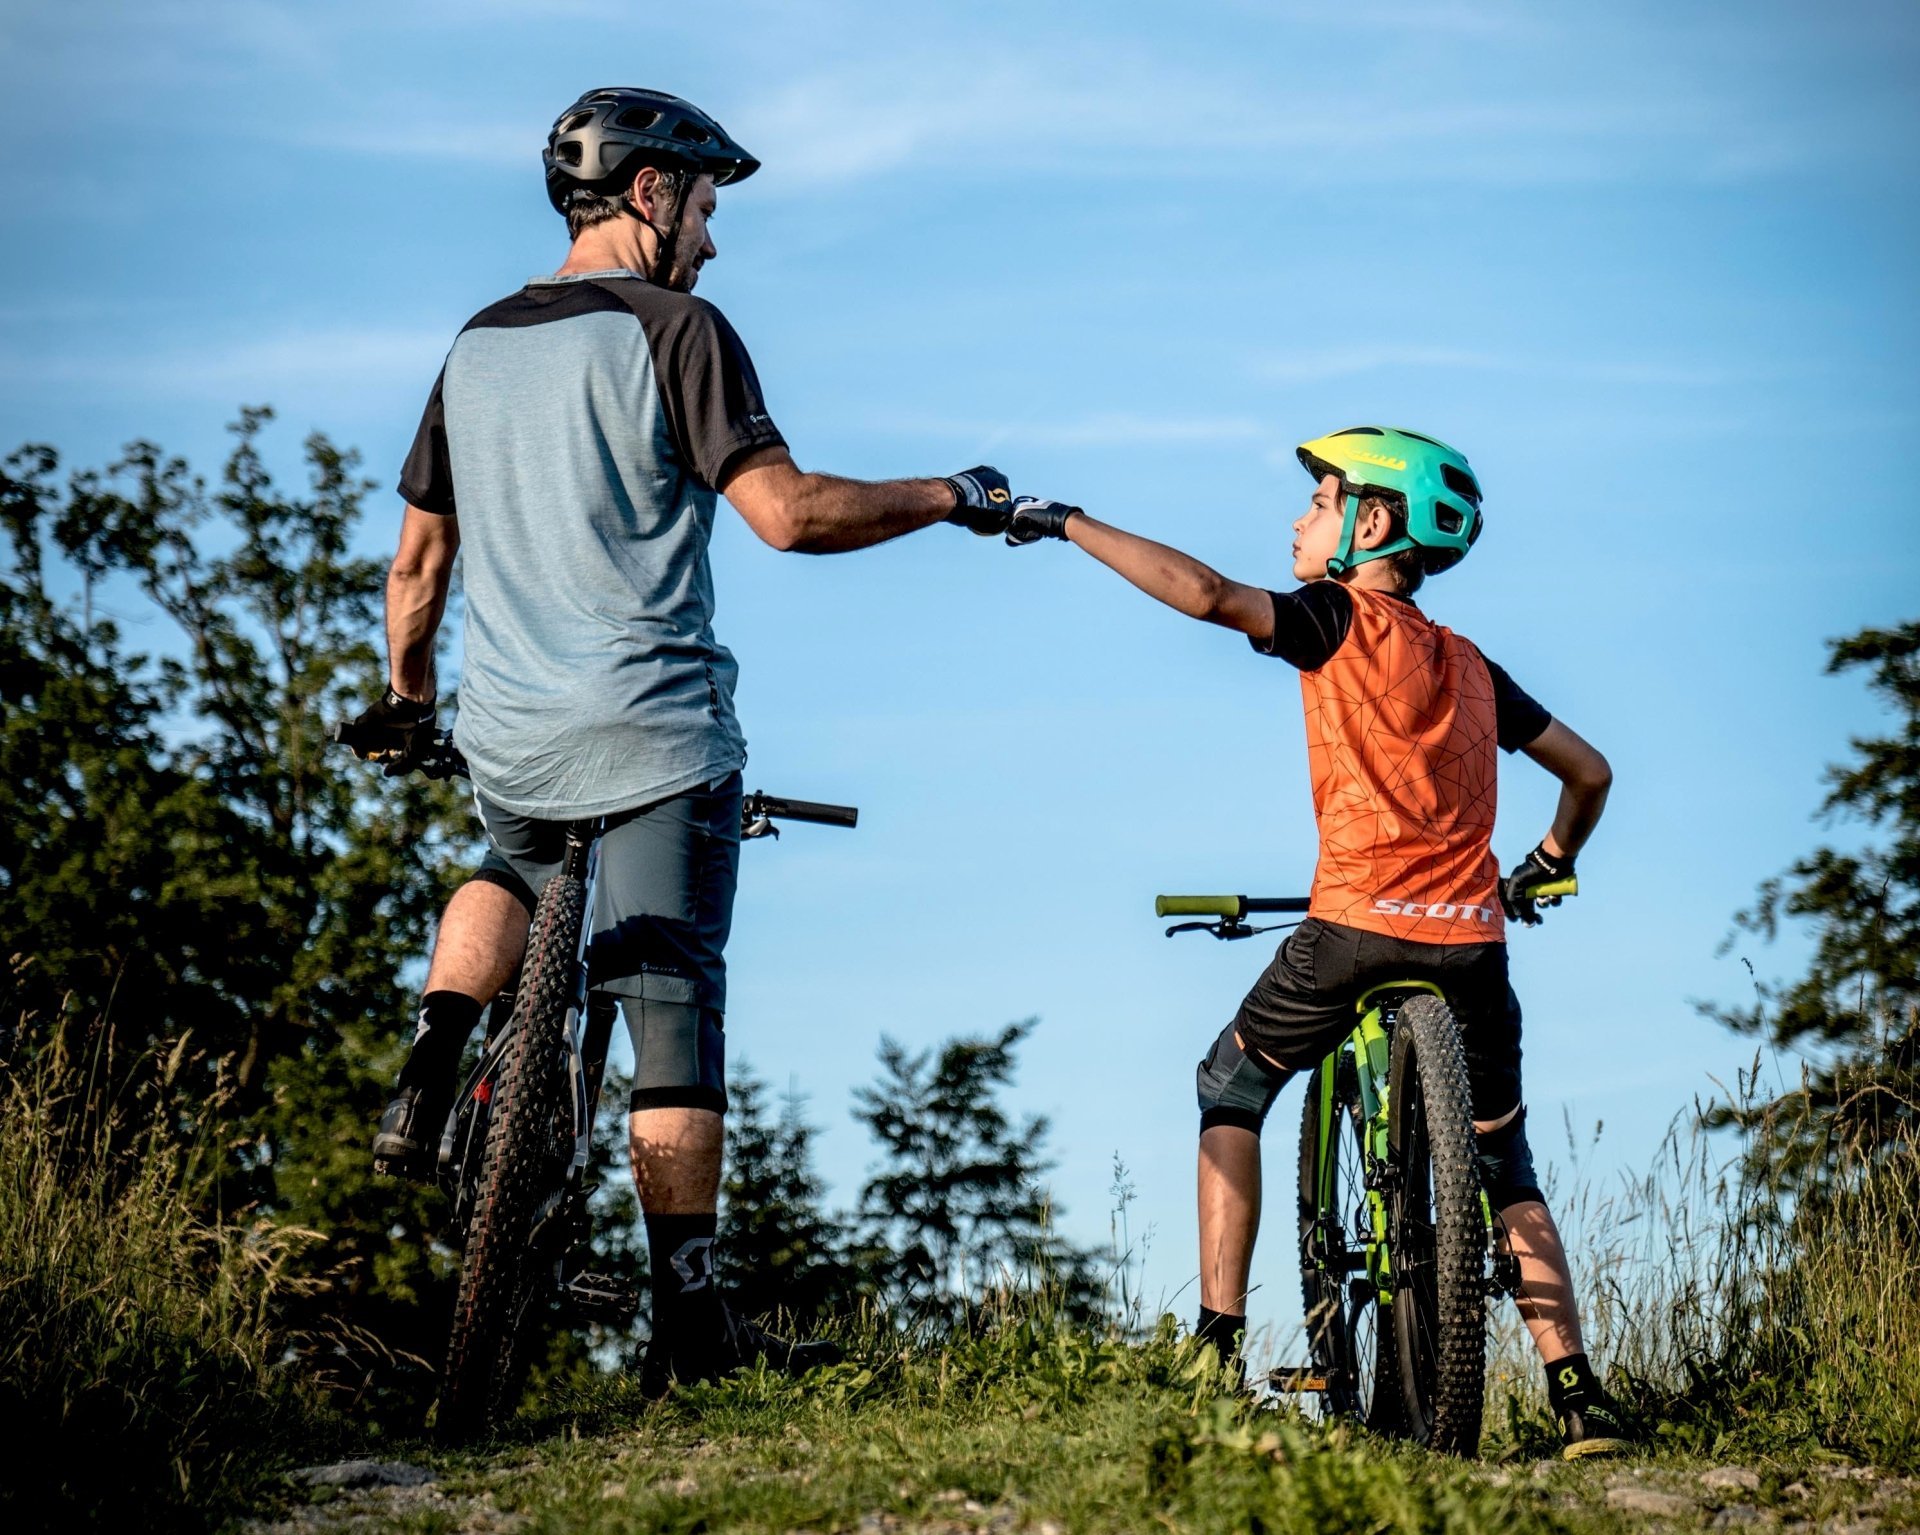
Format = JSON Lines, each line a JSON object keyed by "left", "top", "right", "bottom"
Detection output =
{"left": 542, "top": 87, "right": 760, "bottom": 216}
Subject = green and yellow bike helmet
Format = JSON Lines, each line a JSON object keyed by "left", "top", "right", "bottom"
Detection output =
{"left": 1296, "top": 426, "right": 1484, "bottom": 577}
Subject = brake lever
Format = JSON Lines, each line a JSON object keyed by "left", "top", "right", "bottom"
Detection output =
{"left": 1164, "top": 920, "right": 1257, "bottom": 940}
{"left": 1164, "top": 919, "right": 1303, "bottom": 941}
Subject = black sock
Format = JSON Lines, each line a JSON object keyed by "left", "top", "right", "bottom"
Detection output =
{"left": 1545, "top": 1351, "right": 1601, "bottom": 1411}
{"left": 1197, "top": 1305, "right": 1246, "bottom": 1360}
{"left": 396, "top": 990, "right": 482, "bottom": 1093}
{"left": 646, "top": 1212, "right": 719, "bottom": 1341}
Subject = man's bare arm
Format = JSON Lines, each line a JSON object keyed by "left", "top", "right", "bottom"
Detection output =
{"left": 387, "top": 505, "right": 460, "bottom": 700}
{"left": 1521, "top": 719, "right": 1612, "bottom": 859}
{"left": 722, "top": 447, "right": 959, "bottom": 554}
{"left": 1060, "top": 512, "right": 1274, "bottom": 639}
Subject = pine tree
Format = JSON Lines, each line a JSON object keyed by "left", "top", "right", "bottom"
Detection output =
{"left": 1703, "top": 619, "right": 1919, "bottom": 1180}
{"left": 853, "top": 1019, "right": 1098, "bottom": 1319}
{"left": 719, "top": 1064, "right": 865, "bottom": 1328}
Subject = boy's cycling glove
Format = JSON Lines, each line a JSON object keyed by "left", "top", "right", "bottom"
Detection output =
{"left": 943, "top": 465, "right": 1014, "bottom": 535}
{"left": 1005, "top": 496, "right": 1083, "bottom": 545}
{"left": 1500, "top": 842, "right": 1575, "bottom": 926}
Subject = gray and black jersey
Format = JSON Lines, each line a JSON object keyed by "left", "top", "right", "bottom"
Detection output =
{"left": 400, "top": 269, "right": 786, "bottom": 819}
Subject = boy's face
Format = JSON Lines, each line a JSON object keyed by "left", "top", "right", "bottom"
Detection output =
{"left": 1291, "top": 473, "right": 1349, "bottom": 580}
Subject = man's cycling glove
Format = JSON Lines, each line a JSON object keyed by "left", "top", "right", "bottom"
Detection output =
{"left": 346, "top": 686, "right": 437, "bottom": 776}
{"left": 943, "top": 465, "right": 1014, "bottom": 536}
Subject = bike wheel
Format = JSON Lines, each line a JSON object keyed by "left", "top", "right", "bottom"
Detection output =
{"left": 1387, "top": 993, "right": 1486, "bottom": 1455}
{"left": 1297, "top": 1050, "right": 1404, "bottom": 1432}
{"left": 437, "top": 873, "right": 583, "bottom": 1443}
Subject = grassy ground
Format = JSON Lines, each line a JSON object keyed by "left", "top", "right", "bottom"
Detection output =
{"left": 0, "top": 1046, "right": 339, "bottom": 1532}
{"left": 8, "top": 1039, "right": 1917, "bottom": 1532}
{"left": 245, "top": 1315, "right": 1920, "bottom": 1535}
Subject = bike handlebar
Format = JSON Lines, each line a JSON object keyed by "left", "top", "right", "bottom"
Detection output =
{"left": 1155, "top": 894, "right": 1311, "bottom": 920}
{"left": 741, "top": 791, "right": 858, "bottom": 829}
{"left": 330, "top": 721, "right": 469, "bottom": 779}
{"left": 330, "top": 722, "right": 858, "bottom": 832}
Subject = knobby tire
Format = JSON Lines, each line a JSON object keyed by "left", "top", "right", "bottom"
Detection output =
{"left": 1388, "top": 993, "right": 1486, "bottom": 1455}
{"left": 437, "top": 873, "right": 584, "bottom": 1444}
{"left": 1297, "top": 1052, "right": 1404, "bottom": 1433}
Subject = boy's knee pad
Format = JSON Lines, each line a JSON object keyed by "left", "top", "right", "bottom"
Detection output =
{"left": 623, "top": 998, "right": 727, "bottom": 1115}
{"left": 1475, "top": 1106, "right": 1543, "bottom": 1209}
{"left": 1196, "top": 1022, "right": 1289, "bottom": 1135}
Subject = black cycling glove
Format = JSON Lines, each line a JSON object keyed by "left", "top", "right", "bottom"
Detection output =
{"left": 345, "top": 686, "right": 437, "bottom": 776}
{"left": 943, "top": 465, "right": 1014, "bottom": 536}
{"left": 1005, "top": 496, "right": 1083, "bottom": 546}
{"left": 1499, "top": 842, "right": 1576, "bottom": 926}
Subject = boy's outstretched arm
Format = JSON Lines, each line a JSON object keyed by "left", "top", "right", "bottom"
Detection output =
{"left": 1011, "top": 502, "right": 1273, "bottom": 640}
{"left": 1521, "top": 720, "right": 1612, "bottom": 860}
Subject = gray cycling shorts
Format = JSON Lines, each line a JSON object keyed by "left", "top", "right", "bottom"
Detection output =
{"left": 472, "top": 773, "right": 742, "bottom": 1114}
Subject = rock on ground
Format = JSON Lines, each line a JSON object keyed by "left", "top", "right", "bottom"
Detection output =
{"left": 290, "top": 1461, "right": 437, "bottom": 1489}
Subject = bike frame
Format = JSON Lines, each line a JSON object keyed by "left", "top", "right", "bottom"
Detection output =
{"left": 1304, "top": 979, "right": 1449, "bottom": 1311}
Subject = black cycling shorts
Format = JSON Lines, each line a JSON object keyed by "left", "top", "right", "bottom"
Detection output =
{"left": 1228, "top": 917, "right": 1524, "bottom": 1121}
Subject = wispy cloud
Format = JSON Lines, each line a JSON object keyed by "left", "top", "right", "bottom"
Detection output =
{"left": 865, "top": 411, "right": 1268, "bottom": 450}
{"left": 0, "top": 326, "right": 450, "bottom": 398}
{"left": 261, "top": 13, "right": 1871, "bottom": 194}
{"left": 1252, "top": 347, "right": 1785, "bottom": 389}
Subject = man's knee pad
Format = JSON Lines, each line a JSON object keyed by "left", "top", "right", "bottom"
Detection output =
{"left": 1475, "top": 1106, "right": 1544, "bottom": 1209}
{"left": 470, "top": 862, "right": 538, "bottom": 918}
{"left": 1196, "top": 1022, "right": 1289, "bottom": 1135}
{"left": 623, "top": 998, "right": 727, "bottom": 1115}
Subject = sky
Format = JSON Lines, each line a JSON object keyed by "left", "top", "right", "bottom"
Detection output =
{"left": 3, "top": 0, "right": 1917, "bottom": 1358}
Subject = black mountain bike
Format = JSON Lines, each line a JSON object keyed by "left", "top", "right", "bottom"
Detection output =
{"left": 336, "top": 721, "right": 856, "bottom": 1441}
{"left": 1156, "top": 886, "right": 1571, "bottom": 1455}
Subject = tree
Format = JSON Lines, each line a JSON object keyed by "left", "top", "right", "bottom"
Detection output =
{"left": 853, "top": 1019, "right": 1098, "bottom": 1319}
{"left": 2, "top": 413, "right": 483, "bottom": 1414}
{"left": 1703, "top": 620, "right": 1919, "bottom": 1179}
{"left": 717, "top": 1065, "right": 867, "bottom": 1328}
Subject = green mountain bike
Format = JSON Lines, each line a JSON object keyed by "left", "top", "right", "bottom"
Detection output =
{"left": 1156, "top": 885, "right": 1572, "bottom": 1455}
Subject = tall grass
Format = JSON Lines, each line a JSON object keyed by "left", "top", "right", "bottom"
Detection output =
{"left": 0, "top": 1033, "right": 333, "bottom": 1530}
{"left": 1488, "top": 1041, "right": 1920, "bottom": 1469}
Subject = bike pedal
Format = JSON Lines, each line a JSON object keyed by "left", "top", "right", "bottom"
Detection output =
{"left": 1266, "top": 1367, "right": 1330, "bottom": 1394}
{"left": 561, "top": 1270, "right": 639, "bottom": 1324}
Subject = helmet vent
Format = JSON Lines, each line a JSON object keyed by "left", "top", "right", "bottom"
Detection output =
{"left": 614, "top": 107, "right": 661, "bottom": 131}
{"left": 1440, "top": 464, "right": 1482, "bottom": 505}
{"left": 555, "top": 141, "right": 583, "bottom": 166}
{"left": 560, "top": 111, "right": 595, "bottom": 134}
{"left": 1435, "top": 504, "right": 1465, "bottom": 535}
{"left": 1339, "top": 426, "right": 1384, "bottom": 436}
{"left": 1400, "top": 429, "right": 1445, "bottom": 448}
{"left": 671, "top": 119, "right": 715, "bottom": 145}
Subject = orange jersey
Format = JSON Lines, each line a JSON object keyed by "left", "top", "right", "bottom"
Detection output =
{"left": 1299, "top": 586, "right": 1505, "bottom": 943}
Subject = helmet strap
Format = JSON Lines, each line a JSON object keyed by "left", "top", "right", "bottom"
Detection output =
{"left": 1325, "top": 489, "right": 1419, "bottom": 577}
{"left": 626, "top": 166, "right": 691, "bottom": 288}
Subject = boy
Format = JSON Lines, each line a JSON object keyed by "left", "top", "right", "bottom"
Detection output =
{"left": 1005, "top": 426, "right": 1630, "bottom": 1457}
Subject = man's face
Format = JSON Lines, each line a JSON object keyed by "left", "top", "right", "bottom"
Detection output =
{"left": 1291, "top": 473, "right": 1348, "bottom": 580}
{"left": 669, "top": 174, "right": 719, "bottom": 292}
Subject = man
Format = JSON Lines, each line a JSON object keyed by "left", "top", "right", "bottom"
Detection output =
{"left": 349, "top": 87, "right": 1025, "bottom": 1391}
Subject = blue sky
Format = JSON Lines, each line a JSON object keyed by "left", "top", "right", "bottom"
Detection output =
{"left": 3, "top": 1, "right": 1916, "bottom": 1351}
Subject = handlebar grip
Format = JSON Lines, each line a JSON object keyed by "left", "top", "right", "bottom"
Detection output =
{"left": 745, "top": 793, "right": 858, "bottom": 828}
{"left": 1528, "top": 877, "right": 1578, "bottom": 899}
{"left": 1156, "top": 895, "right": 1246, "bottom": 919}
{"left": 1243, "top": 897, "right": 1312, "bottom": 914}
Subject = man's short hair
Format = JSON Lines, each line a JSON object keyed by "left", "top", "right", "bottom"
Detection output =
{"left": 560, "top": 165, "right": 688, "bottom": 240}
